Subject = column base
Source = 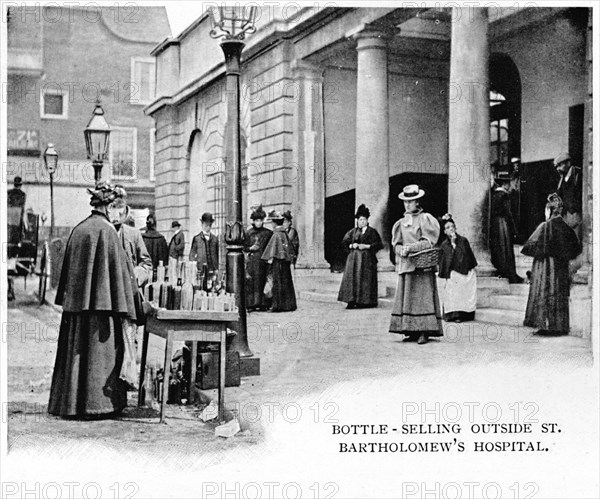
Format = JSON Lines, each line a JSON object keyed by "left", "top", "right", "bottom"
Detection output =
{"left": 295, "top": 259, "right": 331, "bottom": 270}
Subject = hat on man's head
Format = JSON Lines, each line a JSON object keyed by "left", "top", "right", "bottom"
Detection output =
{"left": 398, "top": 184, "right": 425, "bottom": 201}
{"left": 554, "top": 152, "right": 571, "bottom": 167}
{"left": 250, "top": 204, "right": 267, "bottom": 220}
{"left": 355, "top": 204, "right": 370, "bottom": 219}
{"left": 14, "top": 176, "right": 22, "bottom": 187}
{"left": 510, "top": 157, "right": 521, "bottom": 164}
{"left": 171, "top": 220, "right": 181, "bottom": 228}
{"left": 201, "top": 212, "right": 215, "bottom": 225}
{"left": 282, "top": 210, "right": 293, "bottom": 222}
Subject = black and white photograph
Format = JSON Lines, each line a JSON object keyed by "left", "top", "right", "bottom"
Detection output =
{"left": 1, "top": 1, "right": 598, "bottom": 497}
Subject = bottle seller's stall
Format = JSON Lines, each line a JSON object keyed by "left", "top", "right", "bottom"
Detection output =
{"left": 139, "top": 306, "right": 238, "bottom": 423}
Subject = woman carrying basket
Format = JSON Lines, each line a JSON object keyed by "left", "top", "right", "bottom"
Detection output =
{"left": 389, "top": 185, "right": 443, "bottom": 344}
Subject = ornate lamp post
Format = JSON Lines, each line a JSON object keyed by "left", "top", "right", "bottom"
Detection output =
{"left": 43, "top": 143, "right": 58, "bottom": 237}
{"left": 209, "top": 6, "right": 258, "bottom": 357}
{"left": 84, "top": 101, "right": 111, "bottom": 183}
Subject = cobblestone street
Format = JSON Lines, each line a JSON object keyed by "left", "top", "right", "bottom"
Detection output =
{"left": 5, "top": 281, "right": 594, "bottom": 492}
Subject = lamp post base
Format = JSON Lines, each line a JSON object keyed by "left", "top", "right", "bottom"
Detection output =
{"left": 225, "top": 244, "right": 254, "bottom": 358}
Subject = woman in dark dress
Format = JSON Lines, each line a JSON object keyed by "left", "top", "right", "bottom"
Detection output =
{"left": 490, "top": 173, "right": 524, "bottom": 283}
{"left": 48, "top": 182, "right": 137, "bottom": 418}
{"left": 438, "top": 214, "right": 478, "bottom": 322}
{"left": 282, "top": 210, "right": 300, "bottom": 267}
{"left": 261, "top": 210, "right": 297, "bottom": 312}
{"left": 522, "top": 193, "right": 582, "bottom": 335}
{"left": 244, "top": 205, "right": 272, "bottom": 311}
{"left": 337, "top": 204, "right": 383, "bottom": 309}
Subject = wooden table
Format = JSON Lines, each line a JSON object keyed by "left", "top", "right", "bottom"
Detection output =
{"left": 139, "top": 307, "right": 238, "bottom": 423}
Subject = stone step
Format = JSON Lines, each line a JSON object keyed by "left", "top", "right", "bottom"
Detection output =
{"left": 476, "top": 308, "right": 524, "bottom": 327}
{"left": 298, "top": 290, "right": 394, "bottom": 307}
{"left": 492, "top": 294, "right": 528, "bottom": 312}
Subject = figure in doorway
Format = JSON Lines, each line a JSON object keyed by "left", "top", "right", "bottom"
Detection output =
{"left": 554, "top": 152, "right": 582, "bottom": 240}
{"left": 490, "top": 172, "right": 524, "bottom": 283}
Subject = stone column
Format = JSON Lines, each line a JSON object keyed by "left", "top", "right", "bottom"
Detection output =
{"left": 574, "top": 7, "right": 593, "bottom": 286}
{"left": 353, "top": 26, "right": 393, "bottom": 269}
{"left": 448, "top": 7, "right": 494, "bottom": 274}
{"left": 292, "top": 60, "right": 329, "bottom": 269}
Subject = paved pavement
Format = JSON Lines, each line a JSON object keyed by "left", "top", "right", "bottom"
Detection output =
{"left": 3, "top": 280, "right": 596, "bottom": 494}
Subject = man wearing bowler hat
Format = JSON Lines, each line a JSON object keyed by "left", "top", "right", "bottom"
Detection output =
{"left": 554, "top": 152, "right": 582, "bottom": 240}
{"left": 168, "top": 220, "right": 185, "bottom": 261}
{"left": 190, "top": 212, "right": 219, "bottom": 273}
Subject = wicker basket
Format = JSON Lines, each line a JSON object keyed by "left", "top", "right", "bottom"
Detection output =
{"left": 408, "top": 247, "right": 440, "bottom": 269}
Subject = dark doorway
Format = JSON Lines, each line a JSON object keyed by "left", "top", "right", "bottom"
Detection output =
{"left": 389, "top": 173, "right": 448, "bottom": 246}
{"left": 519, "top": 159, "right": 560, "bottom": 238}
{"left": 324, "top": 189, "right": 355, "bottom": 272}
{"left": 569, "top": 103, "right": 584, "bottom": 169}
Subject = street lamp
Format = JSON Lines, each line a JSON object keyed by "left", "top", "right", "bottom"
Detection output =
{"left": 209, "top": 5, "right": 258, "bottom": 358}
{"left": 84, "top": 101, "right": 111, "bottom": 183}
{"left": 43, "top": 143, "right": 58, "bottom": 237}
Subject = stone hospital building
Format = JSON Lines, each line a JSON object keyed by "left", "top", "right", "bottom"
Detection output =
{"left": 146, "top": 7, "right": 593, "bottom": 333}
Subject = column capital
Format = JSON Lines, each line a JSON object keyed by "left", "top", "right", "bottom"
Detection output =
{"left": 291, "top": 59, "right": 324, "bottom": 81}
{"left": 347, "top": 22, "right": 398, "bottom": 49}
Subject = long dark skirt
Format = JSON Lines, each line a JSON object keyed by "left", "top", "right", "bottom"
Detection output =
{"left": 271, "top": 259, "right": 297, "bottom": 312}
{"left": 389, "top": 270, "right": 443, "bottom": 336}
{"left": 48, "top": 312, "right": 127, "bottom": 417}
{"left": 337, "top": 250, "right": 378, "bottom": 306}
{"left": 490, "top": 216, "right": 516, "bottom": 278}
{"left": 524, "top": 257, "right": 570, "bottom": 333}
{"left": 246, "top": 254, "right": 269, "bottom": 309}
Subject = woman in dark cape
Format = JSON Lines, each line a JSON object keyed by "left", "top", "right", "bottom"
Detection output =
{"left": 522, "top": 193, "right": 581, "bottom": 335}
{"left": 49, "top": 182, "right": 137, "bottom": 418}
{"left": 337, "top": 204, "right": 383, "bottom": 309}
{"left": 244, "top": 205, "right": 273, "bottom": 311}
{"left": 262, "top": 211, "right": 297, "bottom": 312}
{"left": 438, "top": 214, "right": 478, "bottom": 322}
{"left": 490, "top": 174, "right": 524, "bottom": 283}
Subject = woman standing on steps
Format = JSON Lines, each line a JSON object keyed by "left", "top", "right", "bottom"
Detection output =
{"left": 522, "top": 193, "right": 581, "bottom": 335}
{"left": 389, "top": 185, "right": 443, "bottom": 345}
{"left": 438, "top": 214, "right": 478, "bottom": 323}
{"left": 337, "top": 204, "right": 383, "bottom": 309}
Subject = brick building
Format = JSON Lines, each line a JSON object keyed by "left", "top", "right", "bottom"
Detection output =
{"left": 147, "top": 7, "right": 593, "bottom": 335}
{"left": 6, "top": 5, "right": 171, "bottom": 233}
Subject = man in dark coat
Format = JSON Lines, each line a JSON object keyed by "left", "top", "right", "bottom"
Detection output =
{"left": 244, "top": 205, "right": 272, "bottom": 311}
{"left": 554, "top": 152, "right": 582, "bottom": 240}
{"left": 522, "top": 193, "right": 582, "bottom": 335}
{"left": 48, "top": 182, "right": 137, "bottom": 418}
{"left": 337, "top": 204, "right": 383, "bottom": 309}
{"left": 142, "top": 213, "right": 169, "bottom": 271}
{"left": 262, "top": 210, "right": 297, "bottom": 312}
{"left": 168, "top": 220, "right": 185, "bottom": 261}
{"left": 190, "top": 212, "right": 219, "bottom": 273}
{"left": 490, "top": 173, "right": 524, "bottom": 283}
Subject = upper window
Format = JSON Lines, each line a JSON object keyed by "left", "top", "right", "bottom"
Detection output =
{"left": 110, "top": 127, "right": 137, "bottom": 180}
{"left": 130, "top": 57, "right": 156, "bottom": 105}
{"left": 40, "top": 88, "right": 68, "bottom": 119}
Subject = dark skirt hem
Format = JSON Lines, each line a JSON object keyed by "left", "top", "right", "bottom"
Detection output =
{"left": 443, "top": 311, "right": 475, "bottom": 322}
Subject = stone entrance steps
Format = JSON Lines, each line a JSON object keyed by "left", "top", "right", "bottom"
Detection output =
{"left": 296, "top": 252, "right": 591, "bottom": 336}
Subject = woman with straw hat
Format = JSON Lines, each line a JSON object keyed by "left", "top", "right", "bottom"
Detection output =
{"left": 389, "top": 185, "right": 443, "bottom": 344}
